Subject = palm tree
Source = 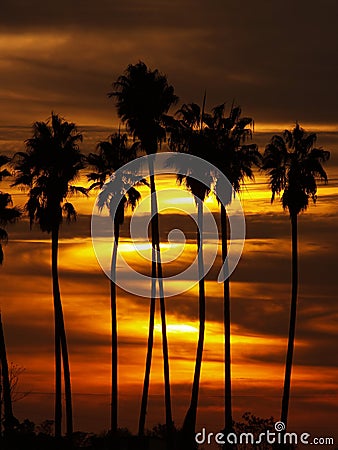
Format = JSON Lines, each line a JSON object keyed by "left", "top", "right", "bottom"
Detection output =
{"left": 168, "top": 101, "right": 260, "bottom": 446}
{"left": 12, "top": 113, "right": 86, "bottom": 438}
{"left": 109, "top": 62, "right": 178, "bottom": 439}
{"left": 207, "top": 104, "right": 260, "bottom": 441}
{"left": 166, "top": 98, "right": 216, "bottom": 449}
{"left": 87, "top": 131, "right": 141, "bottom": 435}
{"left": 0, "top": 156, "right": 21, "bottom": 435}
{"left": 262, "top": 123, "right": 330, "bottom": 427}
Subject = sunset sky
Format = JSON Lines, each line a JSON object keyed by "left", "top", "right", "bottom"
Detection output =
{"left": 0, "top": 0, "right": 338, "bottom": 445}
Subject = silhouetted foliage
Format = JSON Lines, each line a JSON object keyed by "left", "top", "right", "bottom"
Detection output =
{"left": 109, "top": 61, "right": 178, "bottom": 154}
{"left": 263, "top": 123, "right": 329, "bottom": 216}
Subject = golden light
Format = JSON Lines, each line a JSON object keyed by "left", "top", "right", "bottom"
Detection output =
{"left": 155, "top": 323, "right": 198, "bottom": 334}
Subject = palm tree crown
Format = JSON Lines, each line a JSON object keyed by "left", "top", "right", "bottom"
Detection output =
{"left": 168, "top": 101, "right": 214, "bottom": 201}
{"left": 87, "top": 131, "right": 141, "bottom": 223}
{"left": 13, "top": 113, "right": 85, "bottom": 229}
{"left": 206, "top": 104, "right": 261, "bottom": 204}
{"left": 109, "top": 61, "right": 178, "bottom": 153}
{"left": 263, "top": 123, "right": 330, "bottom": 215}
{"left": 88, "top": 132, "right": 137, "bottom": 186}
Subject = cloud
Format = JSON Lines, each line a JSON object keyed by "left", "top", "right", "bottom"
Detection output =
{"left": 1, "top": 1, "right": 338, "bottom": 127}
{"left": 1, "top": 150, "right": 337, "bottom": 437}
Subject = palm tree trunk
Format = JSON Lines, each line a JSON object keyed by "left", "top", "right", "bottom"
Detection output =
{"left": 52, "top": 226, "right": 62, "bottom": 438}
{"left": 157, "top": 260, "right": 173, "bottom": 447}
{"left": 156, "top": 229, "right": 173, "bottom": 440}
{"left": 138, "top": 171, "right": 159, "bottom": 437}
{"left": 138, "top": 283, "right": 156, "bottom": 436}
{"left": 180, "top": 198, "right": 205, "bottom": 450}
{"left": 139, "top": 155, "right": 173, "bottom": 442}
{"left": 60, "top": 312, "right": 73, "bottom": 437}
{"left": 0, "top": 312, "right": 14, "bottom": 433}
{"left": 149, "top": 160, "right": 173, "bottom": 438}
{"left": 110, "top": 221, "right": 119, "bottom": 435}
{"left": 281, "top": 213, "right": 298, "bottom": 427}
{"left": 138, "top": 168, "right": 164, "bottom": 436}
{"left": 139, "top": 157, "right": 173, "bottom": 440}
{"left": 221, "top": 203, "right": 233, "bottom": 438}
{"left": 52, "top": 226, "right": 73, "bottom": 437}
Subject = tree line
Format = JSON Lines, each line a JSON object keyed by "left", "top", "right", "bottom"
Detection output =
{"left": 0, "top": 61, "right": 330, "bottom": 449}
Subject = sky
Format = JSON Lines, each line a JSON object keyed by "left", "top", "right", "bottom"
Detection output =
{"left": 0, "top": 0, "right": 338, "bottom": 446}
{"left": 1, "top": 0, "right": 338, "bottom": 129}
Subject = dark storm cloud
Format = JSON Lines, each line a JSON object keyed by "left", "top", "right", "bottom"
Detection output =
{"left": 1, "top": 1, "right": 338, "bottom": 126}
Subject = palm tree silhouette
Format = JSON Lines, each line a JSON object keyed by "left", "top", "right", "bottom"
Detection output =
{"left": 109, "top": 62, "right": 178, "bottom": 439}
{"left": 87, "top": 131, "right": 141, "bottom": 435}
{"left": 207, "top": 104, "right": 260, "bottom": 441}
{"left": 167, "top": 100, "right": 213, "bottom": 450}
{"left": 12, "top": 113, "right": 86, "bottom": 437}
{"left": 0, "top": 156, "right": 20, "bottom": 433}
{"left": 263, "top": 123, "right": 330, "bottom": 428}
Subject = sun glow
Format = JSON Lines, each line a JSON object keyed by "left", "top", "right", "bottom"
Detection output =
{"left": 155, "top": 323, "right": 198, "bottom": 334}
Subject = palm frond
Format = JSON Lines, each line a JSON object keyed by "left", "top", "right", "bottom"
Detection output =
{"left": 0, "top": 227, "right": 8, "bottom": 243}
{"left": 0, "top": 169, "right": 11, "bottom": 181}
{"left": 126, "top": 186, "right": 141, "bottom": 210}
{"left": 62, "top": 202, "right": 77, "bottom": 223}
{"left": 68, "top": 185, "right": 89, "bottom": 196}
{"left": 0, "top": 155, "right": 10, "bottom": 166}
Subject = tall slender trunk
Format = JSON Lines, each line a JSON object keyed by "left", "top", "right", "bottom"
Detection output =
{"left": 139, "top": 161, "right": 158, "bottom": 437}
{"left": 110, "top": 221, "right": 119, "bottom": 435}
{"left": 60, "top": 310, "right": 73, "bottom": 436}
{"left": 180, "top": 198, "right": 205, "bottom": 450}
{"left": 0, "top": 312, "right": 14, "bottom": 433}
{"left": 149, "top": 158, "right": 173, "bottom": 437}
{"left": 138, "top": 293, "right": 156, "bottom": 436}
{"left": 52, "top": 226, "right": 73, "bottom": 437}
{"left": 139, "top": 156, "right": 173, "bottom": 439}
{"left": 281, "top": 213, "right": 298, "bottom": 427}
{"left": 221, "top": 203, "right": 233, "bottom": 438}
